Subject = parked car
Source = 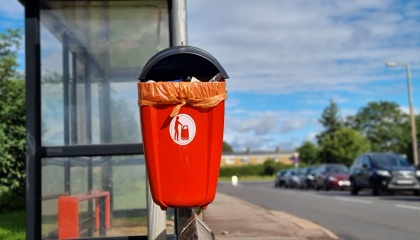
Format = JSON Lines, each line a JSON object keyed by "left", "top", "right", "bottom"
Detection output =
{"left": 299, "top": 166, "right": 317, "bottom": 189}
{"left": 283, "top": 168, "right": 301, "bottom": 188}
{"left": 313, "top": 163, "right": 350, "bottom": 191}
{"left": 274, "top": 170, "right": 287, "bottom": 188}
{"left": 349, "top": 152, "right": 420, "bottom": 196}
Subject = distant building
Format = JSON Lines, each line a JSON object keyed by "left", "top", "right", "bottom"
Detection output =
{"left": 221, "top": 147, "right": 295, "bottom": 167}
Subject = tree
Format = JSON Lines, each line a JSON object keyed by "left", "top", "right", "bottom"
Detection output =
{"left": 263, "top": 158, "right": 277, "bottom": 176}
{"left": 318, "top": 99, "right": 342, "bottom": 134}
{"left": 317, "top": 99, "right": 343, "bottom": 162}
{"left": 222, "top": 140, "right": 233, "bottom": 152}
{"left": 347, "top": 101, "right": 408, "bottom": 154}
{"left": 111, "top": 98, "right": 140, "bottom": 143}
{"left": 403, "top": 114, "right": 420, "bottom": 164}
{"left": 296, "top": 141, "right": 319, "bottom": 164}
{"left": 319, "top": 127, "right": 370, "bottom": 166}
{"left": 0, "top": 29, "right": 21, "bottom": 82}
{"left": 0, "top": 29, "right": 25, "bottom": 196}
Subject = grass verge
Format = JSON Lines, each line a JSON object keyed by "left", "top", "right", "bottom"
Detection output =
{"left": 218, "top": 175, "right": 274, "bottom": 182}
{"left": 0, "top": 211, "right": 25, "bottom": 240}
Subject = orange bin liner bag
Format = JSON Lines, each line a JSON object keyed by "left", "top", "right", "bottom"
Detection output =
{"left": 138, "top": 81, "right": 227, "bottom": 116}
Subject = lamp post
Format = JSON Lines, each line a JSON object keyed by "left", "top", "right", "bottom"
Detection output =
{"left": 386, "top": 62, "right": 419, "bottom": 167}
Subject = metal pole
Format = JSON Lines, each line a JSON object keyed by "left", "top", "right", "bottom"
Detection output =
{"left": 71, "top": 52, "right": 78, "bottom": 144}
{"left": 147, "top": 1, "right": 190, "bottom": 239}
{"left": 171, "top": 0, "right": 188, "bottom": 46}
{"left": 63, "top": 33, "right": 70, "bottom": 146}
{"left": 169, "top": 0, "right": 198, "bottom": 237}
{"left": 147, "top": 176, "right": 167, "bottom": 240}
{"left": 405, "top": 64, "right": 419, "bottom": 167}
{"left": 25, "top": 1, "right": 42, "bottom": 238}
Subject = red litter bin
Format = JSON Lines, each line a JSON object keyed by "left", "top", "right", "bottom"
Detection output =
{"left": 137, "top": 46, "right": 229, "bottom": 210}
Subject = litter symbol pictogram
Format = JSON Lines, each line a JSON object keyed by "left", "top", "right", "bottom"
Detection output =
{"left": 170, "top": 114, "right": 196, "bottom": 145}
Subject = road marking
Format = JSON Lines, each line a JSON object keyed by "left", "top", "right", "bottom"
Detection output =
{"left": 395, "top": 204, "right": 420, "bottom": 211}
{"left": 335, "top": 197, "right": 372, "bottom": 204}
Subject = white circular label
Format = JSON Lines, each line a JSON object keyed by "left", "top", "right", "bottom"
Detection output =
{"left": 169, "top": 114, "right": 196, "bottom": 145}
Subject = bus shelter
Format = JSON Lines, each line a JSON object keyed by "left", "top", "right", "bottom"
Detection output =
{"left": 24, "top": 0, "right": 177, "bottom": 239}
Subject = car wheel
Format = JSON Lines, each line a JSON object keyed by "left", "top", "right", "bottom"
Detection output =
{"left": 371, "top": 181, "right": 380, "bottom": 196}
{"left": 350, "top": 179, "right": 359, "bottom": 195}
{"left": 323, "top": 182, "right": 330, "bottom": 191}
{"left": 315, "top": 182, "right": 320, "bottom": 191}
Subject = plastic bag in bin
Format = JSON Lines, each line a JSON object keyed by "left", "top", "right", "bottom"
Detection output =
{"left": 138, "top": 81, "right": 227, "bottom": 117}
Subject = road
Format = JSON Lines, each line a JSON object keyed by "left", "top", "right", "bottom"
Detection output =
{"left": 217, "top": 181, "right": 420, "bottom": 240}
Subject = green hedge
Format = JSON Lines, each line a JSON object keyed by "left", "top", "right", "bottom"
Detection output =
{"left": 219, "top": 159, "right": 291, "bottom": 178}
{"left": 0, "top": 187, "right": 25, "bottom": 213}
{"left": 219, "top": 164, "right": 265, "bottom": 177}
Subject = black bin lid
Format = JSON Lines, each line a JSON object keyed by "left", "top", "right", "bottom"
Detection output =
{"left": 138, "top": 46, "right": 229, "bottom": 81}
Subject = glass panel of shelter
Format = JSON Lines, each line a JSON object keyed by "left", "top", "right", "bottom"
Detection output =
{"left": 41, "top": 155, "right": 149, "bottom": 239}
{"left": 38, "top": 0, "right": 171, "bottom": 239}
{"left": 40, "top": 0, "right": 169, "bottom": 146}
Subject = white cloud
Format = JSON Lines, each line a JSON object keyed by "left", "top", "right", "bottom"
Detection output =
{"left": 0, "top": 2, "right": 24, "bottom": 54}
{"left": 399, "top": 106, "right": 420, "bottom": 115}
{"left": 304, "top": 132, "right": 318, "bottom": 143}
{"left": 185, "top": 0, "right": 420, "bottom": 151}
{"left": 0, "top": 1, "right": 23, "bottom": 19}
{"left": 223, "top": 108, "right": 320, "bottom": 150}
{"left": 4, "top": 0, "right": 418, "bottom": 152}
{"left": 225, "top": 109, "right": 316, "bottom": 134}
{"left": 188, "top": 0, "right": 420, "bottom": 94}
{"left": 279, "top": 118, "right": 307, "bottom": 133}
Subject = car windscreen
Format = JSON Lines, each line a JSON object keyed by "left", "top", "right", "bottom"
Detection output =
{"left": 303, "top": 167, "right": 314, "bottom": 174}
{"left": 371, "top": 155, "right": 411, "bottom": 167}
{"left": 325, "top": 165, "right": 348, "bottom": 173}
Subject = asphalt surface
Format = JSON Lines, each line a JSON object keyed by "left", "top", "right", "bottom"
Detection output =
{"left": 203, "top": 191, "right": 338, "bottom": 240}
{"left": 211, "top": 181, "right": 420, "bottom": 240}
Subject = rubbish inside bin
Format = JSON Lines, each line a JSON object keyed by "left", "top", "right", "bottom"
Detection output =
{"left": 186, "top": 76, "right": 201, "bottom": 82}
{"left": 138, "top": 81, "right": 226, "bottom": 117}
{"left": 138, "top": 46, "right": 229, "bottom": 82}
{"left": 147, "top": 75, "right": 203, "bottom": 83}
{"left": 209, "top": 72, "right": 223, "bottom": 82}
{"left": 169, "top": 79, "right": 183, "bottom": 82}
{"left": 168, "top": 76, "right": 201, "bottom": 82}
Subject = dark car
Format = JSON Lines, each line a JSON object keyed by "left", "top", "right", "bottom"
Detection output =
{"left": 283, "top": 168, "right": 301, "bottom": 188}
{"left": 306, "top": 167, "right": 319, "bottom": 189}
{"left": 349, "top": 152, "right": 420, "bottom": 196}
{"left": 274, "top": 170, "right": 287, "bottom": 188}
{"left": 299, "top": 166, "right": 317, "bottom": 189}
{"left": 313, "top": 164, "right": 350, "bottom": 191}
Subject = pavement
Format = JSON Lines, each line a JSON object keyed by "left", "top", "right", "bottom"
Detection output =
{"left": 203, "top": 192, "right": 339, "bottom": 240}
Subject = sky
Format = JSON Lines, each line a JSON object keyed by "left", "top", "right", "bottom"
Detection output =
{"left": 1, "top": 0, "right": 420, "bottom": 152}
